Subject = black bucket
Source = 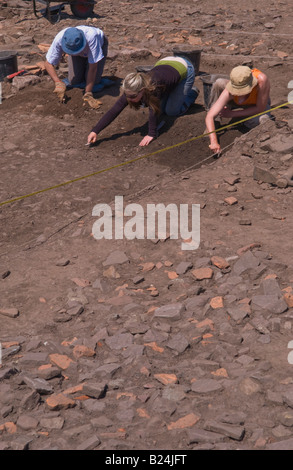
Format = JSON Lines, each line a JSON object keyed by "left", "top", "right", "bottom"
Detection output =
{"left": 200, "top": 73, "right": 229, "bottom": 109}
{"left": 0, "top": 51, "right": 18, "bottom": 82}
{"left": 172, "top": 46, "right": 202, "bottom": 75}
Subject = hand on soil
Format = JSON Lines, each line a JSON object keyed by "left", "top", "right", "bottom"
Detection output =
{"left": 209, "top": 142, "right": 221, "bottom": 154}
{"left": 83, "top": 92, "right": 102, "bottom": 109}
{"left": 88, "top": 132, "right": 97, "bottom": 144}
{"left": 139, "top": 135, "right": 154, "bottom": 146}
{"left": 53, "top": 81, "right": 67, "bottom": 103}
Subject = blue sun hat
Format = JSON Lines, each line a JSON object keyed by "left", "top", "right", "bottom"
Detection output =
{"left": 61, "top": 27, "right": 86, "bottom": 55}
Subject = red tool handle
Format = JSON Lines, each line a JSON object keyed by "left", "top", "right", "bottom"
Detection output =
{"left": 6, "top": 70, "right": 26, "bottom": 80}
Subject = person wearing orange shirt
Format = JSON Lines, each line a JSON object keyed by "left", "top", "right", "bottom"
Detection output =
{"left": 205, "top": 66, "right": 271, "bottom": 154}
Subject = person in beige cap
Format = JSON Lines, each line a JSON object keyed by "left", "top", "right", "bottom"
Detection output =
{"left": 205, "top": 66, "right": 271, "bottom": 154}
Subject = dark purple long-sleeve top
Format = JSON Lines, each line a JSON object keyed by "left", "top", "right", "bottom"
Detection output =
{"left": 91, "top": 65, "right": 181, "bottom": 138}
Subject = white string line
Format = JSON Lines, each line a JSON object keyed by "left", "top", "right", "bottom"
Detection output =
{"left": 100, "top": 23, "right": 293, "bottom": 38}
{"left": 200, "top": 52, "right": 293, "bottom": 60}
{"left": 203, "top": 29, "right": 293, "bottom": 38}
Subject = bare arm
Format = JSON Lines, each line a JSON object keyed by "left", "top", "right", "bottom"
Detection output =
{"left": 205, "top": 88, "right": 231, "bottom": 153}
{"left": 45, "top": 59, "right": 66, "bottom": 102}
{"left": 45, "top": 60, "right": 62, "bottom": 84}
{"left": 85, "top": 62, "right": 98, "bottom": 93}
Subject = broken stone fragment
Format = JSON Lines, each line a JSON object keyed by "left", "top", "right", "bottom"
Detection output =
{"left": 204, "top": 419, "right": 245, "bottom": 441}
{"left": 253, "top": 166, "right": 277, "bottom": 185}
{"left": 188, "top": 428, "right": 225, "bottom": 444}
{"left": 251, "top": 294, "right": 288, "bottom": 314}
{"left": 66, "top": 305, "right": 84, "bottom": 317}
{"left": 76, "top": 435, "right": 101, "bottom": 451}
{"left": 276, "top": 178, "right": 288, "bottom": 188}
{"left": 166, "top": 333, "right": 190, "bottom": 354}
{"left": 227, "top": 306, "right": 249, "bottom": 323}
{"left": 56, "top": 258, "right": 70, "bottom": 267}
{"left": 261, "top": 278, "right": 283, "bottom": 297}
{"left": 82, "top": 382, "right": 108, "bottom": 399}
{"left": 1, "top": 344, "right": 21, "bottom": 360}
{"left": 103, "top": 265, "right": 121, "bottom": 279}
{"left": 266, "top": 438, "right": 293, "bottom": 450}
{"left": 153, "top": 303, "right": 185, "bottom": 321}
{"left": 260, "top": 134, "right": 293, "bottom": 154}
{"left": 0, "top": 307, "right": 19, "bottom": 318}
{"left": 12, "top": 75, "right": 41, "bottom": 91}
{"left": 191, "top": 267, "right": 214, "bottom": 280}
{"left": 17, "top": 414, "right": 39, "bottom": 431}
{"left": 191, "top": 379, "right": 223, "bottom": 394}
{"left": 211, "top": 256, "right": 230, "bottom": 270}
{"left": 224, "top": 176, "right": 240, "bottom": 186}
{"left": 45, "top": 393, "right": 76, "bottom": 411}
{"left": 21, "top": 375, "right": 53, "bottom": 395}
{"left": 0, "top": 367, "right": 18, "bottom": 381}
{"left": 175, "top": 261, "right": 193, "bottom": 275}
{"left": 39, "top": 416, "right": 64, "bottom": 430}
{"left": 38, "top": 365, "right": 61, "bottom": 380}
{"left": 105, "top": 332, "right": 134, "bottom": 350}
{"left": 239, "top": 219, "right": 252, "bottom": 225}
{"left": 233, "top": 251, "right": 260, "bottom": 275}
{"left": 277, "top": 165, "right": 293, "bottom": 187}
{"left": 1, "top": 270, "right": 10, "bottom": 279}
{"left": 132, "top": 274, "right": 145, "bottom": 284}
{"left": 224, "top": 196, "right": 238, "bottom": 205}
{"left": 102, "top": 250, "right": 129, "bottom": 266}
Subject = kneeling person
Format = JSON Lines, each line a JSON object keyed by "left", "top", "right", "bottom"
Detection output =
{"left": 45, "top": 26, "right": 108, "bottom": 106}
{"left": 87, "top": 55, "right": 199, "bottom": 147}
{"left": 205, "top": 66, "right": 271, "bottom": 154}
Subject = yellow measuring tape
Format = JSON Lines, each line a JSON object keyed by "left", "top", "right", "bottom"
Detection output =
{"left": 0, "top": 101, "right": 291, "bottom": 207}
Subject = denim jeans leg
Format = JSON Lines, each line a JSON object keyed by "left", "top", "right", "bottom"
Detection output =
{"left": 92, "top": 35, "right": 108, "bottom": 84}
{"left": 68, "top": 55, "right": 87, "bottom": 85}
{"left": 68, "top": 36, "right": 108, "bottom": 86}
{"left": 164, "top": 59, "right": 196, "bottom": 116}
{"left": 243, "top": 99, "right": 272, "bottom": 129}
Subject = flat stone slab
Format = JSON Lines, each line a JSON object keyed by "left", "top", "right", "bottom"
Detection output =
{"left": 153, "top": 303, "right": 185, "bottom": 321}
{"left": 175, "top": 261, "right": 193, "bottom": 275}
{"left": 0, "top": 308, "right": 19, "bottom": 318}
{"left": 266, "top": 438, "right": 293, "bottom": 450}
{"left": 166, "top": 333, "right": 190, "bottom": 354}
{"left": 251, "top": 294, "right": 288, "bottom": 314}
{"left": 232, "top": 251, "right": 260, "bottom": 275}
{"left": 102, "top": 250, "right": 129, "bottom": 266}
{"left": 188, "top": 428, "right": 225, "bottom": 444}
{"left": 253, "top": 166, "right": 277, "bottom": 184}
{"left": 260, "top": 134, "right": 293, "bottom": 154}
{"left": 105, "top": 333, "right": 134, "bottom": 350}
{"left": 191, "top": 379, "right": 223, "bottom": 394}
{"left": 204, "top": 420, "right": 245, "bottom": 441}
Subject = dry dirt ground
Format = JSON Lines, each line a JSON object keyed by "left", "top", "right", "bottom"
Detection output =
{"left": 0, "top": 0, "right": 293, "bottom": 453}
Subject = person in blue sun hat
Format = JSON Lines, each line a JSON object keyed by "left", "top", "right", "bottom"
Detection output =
{"left": 45, "top": 26, "right": 108, "bottom": 107}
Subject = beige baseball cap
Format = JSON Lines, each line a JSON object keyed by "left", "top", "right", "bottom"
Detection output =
{"left": 226, "top": 66, "right": 258, "bottom": 96}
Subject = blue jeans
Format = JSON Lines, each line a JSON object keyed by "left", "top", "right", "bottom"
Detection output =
{"left": 68, "top": 36, "right": 108, "bottom": 85}
{"left": 243, "top": 99, "right": 272, "bottom": 128}
{"left": 162, "top": 59, "right": 197, "bottom": 116}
